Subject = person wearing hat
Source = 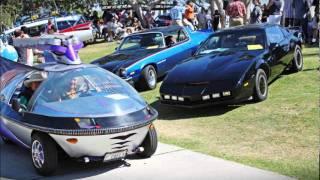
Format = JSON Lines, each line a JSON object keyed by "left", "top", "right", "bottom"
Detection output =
{"left": 19, "top": 72, "right": 46, "bottom": 107}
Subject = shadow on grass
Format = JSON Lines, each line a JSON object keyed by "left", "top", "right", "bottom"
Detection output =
{"left": 150, "top": 100, "right": 250, "bottom": 120}
{"left": 303, "top": 68, "right": 320, "bottom": 72}
{"left": 303, "top": 52, "right": 319, "bottom": 58}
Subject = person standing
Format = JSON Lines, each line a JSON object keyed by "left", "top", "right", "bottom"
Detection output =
{"left": 183, "top": 1, "right": 195, "bottom": 30}
{"left": 170, "top": 0, "right": 185, "bottom": 27}
{"left": 213, "top": 10, "right": 221, "bottom": 31}
{"left": 226, "top": 0, "right": 247, "bottom": 27}
{"left": 293, "top": 0, "right": 311, "bottom": 42}
{"left": 266, "top": 0, "right": 283, "bottom": 24}
{"left": 145, "top": 9, "right": 155, "bottom": 29}
{"left": 250, "top": 0, "right": 263, "bottom": 24}
{"left": 20, "top": 26, "right": 34, "bottom": 66}
{"left": 284, "top": 0, "right": 294, "bottom": 26}
{"left": 197, "top": 9, "right": 207, "bottom": 30}
{"left": 45, "top": 19, "right": 55, "bottom": 34}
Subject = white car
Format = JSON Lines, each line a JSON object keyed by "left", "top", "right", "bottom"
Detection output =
{"left": 4, "top": 15, "right": 95, "bottom": 44}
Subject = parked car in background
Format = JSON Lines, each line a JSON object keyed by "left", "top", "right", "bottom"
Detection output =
{"left": 91, "top": 26, "right": 213, "bottom": 90}
{"left": 155, "top": 14, "right": 172, "bottom": 27}
{"left": 160, "top": 24, "right": 304, "bottom": 107}
{"left": 4, "top": 15, "right": 95, "bottom": 44}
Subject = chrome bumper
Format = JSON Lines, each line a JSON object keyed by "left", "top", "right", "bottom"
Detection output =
{"left": 50, "top": 125, "right": 149, "bottom": 158}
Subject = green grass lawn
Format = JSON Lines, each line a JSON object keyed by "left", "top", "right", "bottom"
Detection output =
{"left": 79, "top": 42, "right": 118, "bottom": 64}
{"left": 80, "top": 43, "right": 319, "bottom": 180}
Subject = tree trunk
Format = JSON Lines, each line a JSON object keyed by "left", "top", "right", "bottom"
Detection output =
{"left": 129, "top": 0, "right": 162, "bottom": 28}
{"left": 131, "top": 3, "right": 148, "bottom": 27}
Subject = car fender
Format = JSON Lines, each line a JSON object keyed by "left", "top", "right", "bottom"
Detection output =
{"left": 255, "top": 59, "right": 271, "bottom": 79}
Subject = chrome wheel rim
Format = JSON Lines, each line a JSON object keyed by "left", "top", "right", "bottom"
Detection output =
{"left": 258, "top": 75, "right": 267, "bottom": 97}
{"left": 32, "top": 140, "right": 45, "bottom": 169}
{"left": 295, "top": 50, "right": 302, "bottom": 68}
{"left": 147, "top": 69, "right": 156, "bottom": 87}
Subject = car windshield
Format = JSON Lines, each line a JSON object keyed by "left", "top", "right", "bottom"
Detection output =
{"left": 119, "top": 33, "right": 165, "bottom": 51}
{"left": 32, "top": 67, "right": 146, "bottom": 116}
{"left": 198, "top": 30, "right": 266, "bottom": 55}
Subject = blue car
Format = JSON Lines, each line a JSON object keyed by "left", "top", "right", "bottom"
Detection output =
{"left": 91, "top": 26, "right": 212, "bottom": 90}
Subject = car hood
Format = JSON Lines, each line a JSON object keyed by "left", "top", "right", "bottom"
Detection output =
{"left": 91, "top": 49, "right": 162, "bottom": 73}
{"left": 161, "top": 50, "right": 262, "bottom": 93}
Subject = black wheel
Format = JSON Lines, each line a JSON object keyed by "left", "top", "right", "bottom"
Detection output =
{"left": 138, "top": 65, "right": 157, "bottom": 90}
{"left": 290, "top": 45, "right": 303, "bottom": 72}
{"left": 31, "top": 133, "right": 58, "bottom": 176}
{"left": 1, "top": 136, "right": 12, "bottom": 144}
{"left": 253, "top": 69, "right": 268, "bottom": 102}
{"left": 138, "top": 125, "right": 158, "bottom": 158}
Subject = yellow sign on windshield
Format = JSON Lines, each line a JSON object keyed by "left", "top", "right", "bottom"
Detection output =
{"left": 247, "top": 44, "right": 263, "bottom": 50}
{"left": 146, "top": 45, "right": 159, "bottom": 49}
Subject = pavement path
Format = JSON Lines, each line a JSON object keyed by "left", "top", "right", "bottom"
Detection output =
{"left": 0, "top": 140, "right": 294, "bottom": 180}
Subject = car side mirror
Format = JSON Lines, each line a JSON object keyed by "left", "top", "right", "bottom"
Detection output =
{"left": 270, "top": 43, "right": 279, "bottom": 51}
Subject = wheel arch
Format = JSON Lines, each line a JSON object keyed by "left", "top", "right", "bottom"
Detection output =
{"left": 31, "top": 130, "right": 66, "bottom": 155}
{"left": 256, "top": 62, "right": 271, "bottom": 79}
{"left": 142, "top": 63, "right": 158, "bottom": 74}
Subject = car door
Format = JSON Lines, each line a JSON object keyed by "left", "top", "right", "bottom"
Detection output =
{"left": 0, "top": 70, "right": 31, "bottom": 146}
{"left": 266, "top": 26, "right": 288, "bottom": 80}
{"left": 280, "top": 27, "right": 295, "bottom": 65}
{"left": 165, "top": 29, "right": 194, "bottom": 72}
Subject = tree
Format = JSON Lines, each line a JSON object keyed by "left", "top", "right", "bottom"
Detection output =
{"left": 128, "top": 0, "right": 163, "bottom": 28}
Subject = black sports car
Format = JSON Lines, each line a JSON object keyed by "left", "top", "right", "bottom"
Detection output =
{"left": 160, "top": 24, "right": 303, "bottom": 107}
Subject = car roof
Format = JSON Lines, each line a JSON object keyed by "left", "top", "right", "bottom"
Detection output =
{"left": 215, "top": 23, "right": 277, "bottom": 33}
{"left": 4, "top": 15, "right": 82, "bottom": 34}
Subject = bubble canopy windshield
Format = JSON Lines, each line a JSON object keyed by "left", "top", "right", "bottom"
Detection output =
{"left": 32, "top": 67, "right": 147, "bottom": 117}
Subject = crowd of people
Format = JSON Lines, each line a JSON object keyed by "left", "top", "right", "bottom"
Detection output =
{"left": 1, "top": 0, "right": 319, "bottom": 67}
{"left": 168, "top": 0, "right": 319, "bottom": 44}
{"left": 91, "top": 9, "right": 148, "bottom": 42}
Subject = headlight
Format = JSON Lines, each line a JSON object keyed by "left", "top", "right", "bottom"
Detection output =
{"left": 74, "top": 118, "right": 97, "bottom": 129}
{"left": 202, "top": 95, "right": 210, "bottom": 100}
{"left": 164, "top": 95, "right": 170, "bottom": 99}
{"left": 222, "top": 91, "right": 231, "bottom": 96}
{"left": 171, "top": 96, "right": 178, "bottom": 100}
{"left": 212, "top": 93, "right": 220, "bottom": 98}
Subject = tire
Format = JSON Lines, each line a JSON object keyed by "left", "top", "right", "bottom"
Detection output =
{"left": 138, "top": 65, "right": 157, "bottom": 90}
{"left": 31, "top": 133, "right": 58, "bottom": 176}
{"left": 138, "top": 125, "right": 158, "bottom": 158}
{"left": 290, "top": 45, "right": 303, "bottom": 72}
{"left": 253, "top": 69, "right": 268, "bottom": 102}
